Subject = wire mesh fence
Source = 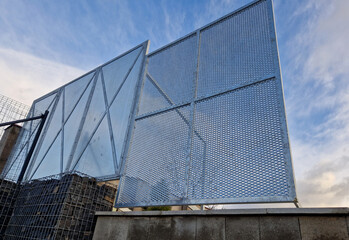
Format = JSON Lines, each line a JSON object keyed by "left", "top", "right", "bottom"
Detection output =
{"left": 0, "top": 116, "right": 118, "bottom": 239}
{"left": 0, "top": 115, "right": 43, "bottom": 239}
{"left": 0, "top": 179, "right": 19, "bottom": 238}
{"left": 0, "top": 95, "right": 33, "bottom": 238}
{"left": 0, "top": 94, "right": 31, "bottom": 139}
{"left": 4, "top": 172, "right": 116, "bottom": 240}
{"left": 116, "top": 0, "right": 297, "bottom": 208}
{"left": 0, "top": 43, "right": 145, "bottom": 238}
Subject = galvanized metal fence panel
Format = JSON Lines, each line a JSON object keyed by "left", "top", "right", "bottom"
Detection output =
{"left": 138, "top": 34, "right": 197, "bottom": 116}
{"left": 116, "top": 0, "right": 296, "bottom": 207}
{"left": 3, "top": 42, "right": 149, "bottom": 182}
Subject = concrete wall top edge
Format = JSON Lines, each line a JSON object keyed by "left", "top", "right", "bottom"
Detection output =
{"left": 95, "top": 208, "right": 349, "bottom": 217}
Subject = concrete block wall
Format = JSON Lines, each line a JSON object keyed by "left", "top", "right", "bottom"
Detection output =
{"left": 93, "top": 208, "right": 349, "bottom": 240}
{"left": 0, "top": 125, "right": 21, "bottom": 174}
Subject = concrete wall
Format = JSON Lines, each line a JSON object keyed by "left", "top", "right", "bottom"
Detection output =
{"left": 93, "top": 208, "right": 349, "bottom": 240}
{"left": 0, "top": 125, "right": 21, "bottom": 174}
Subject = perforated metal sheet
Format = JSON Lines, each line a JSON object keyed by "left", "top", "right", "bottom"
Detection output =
{"left": 138, "top": 34, "right": 197, "bottom": 116}
{"left": 116, "top": 0, "right": 296, "bottom": 207}
{"left": 189, "top": 79, "right": 290, "bottom": 201}
{"left": 117, "top": 106, "right": 190, "bottom": 205}
{"left": 197, "top": 0, "right": 274, "bottom": 98}
{"left": 5, "top": 42, "right": 149, "bottom": 182}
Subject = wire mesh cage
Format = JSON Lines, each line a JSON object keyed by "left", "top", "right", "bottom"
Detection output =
{"left": 4, "top": 171, "right": 117, "bottom": 240}
{"left": 0, "top": 94, "right": 31, "bottom": 139}
{"left": 0, "top": 104, "right": 38, "bottom": 238}
{"left": 0, "top": 179, "right": 19, "bottom": 237}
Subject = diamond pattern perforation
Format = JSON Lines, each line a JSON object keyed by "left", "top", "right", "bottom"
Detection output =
{"left": 189, "top": 79, "right": 289, "bottom": 200}
{"left": 138, "top": 35, "right": 197, "bottom": 116}
{"left": 117, "top": 106, "right": 191, "bottom": 205}
{"left": 197, "top": 0, "right": 274, "bottom": 98}
{"left": 116, "top": 0, "right": 295, "bottom": 207}
{"left": 6, "top": 43, "right": 148, "bottom": 181}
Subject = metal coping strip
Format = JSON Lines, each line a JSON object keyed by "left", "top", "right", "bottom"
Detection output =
{"left": 116, "top": 196, "right": 295, "bottom": 208}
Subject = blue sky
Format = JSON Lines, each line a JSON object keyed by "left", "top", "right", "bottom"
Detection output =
{"left": 0, "top": 0, "right": 348, "bottom": 207}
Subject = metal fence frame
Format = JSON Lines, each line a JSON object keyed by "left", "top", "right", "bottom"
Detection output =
{"left": 116, "top": 0, "right": 297, "bottom": 207}
{"left": 3, "top": 42, "right": 149, "bottom": 183}
{"left": 0, "top": 94, "right": 31, "bottom": 140}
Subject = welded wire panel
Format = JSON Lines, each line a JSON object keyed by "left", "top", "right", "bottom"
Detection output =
{"left": 4, "top": 172, "right": 117, "bottom": 239}
{"left": 0, "top": 178, "right": 19, "bottom": 238}
{"left": 0, "top": 94, "right": 31, "bottom": 139}
{"left": 0, "top": 109, "right": 41, "bottom": 182}
{"left": 116, "top": 0, "right": 296, "bottom": 207}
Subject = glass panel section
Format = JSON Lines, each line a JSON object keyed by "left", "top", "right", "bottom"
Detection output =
{"left": 64, "top": 71, "right": 95, "bottom": 120}
{"left": 28, "top": 94, "right": 63, "bottom": 178}
{"left": 31, "top": 132, "right": 62, "bottom": 180}
{"left": 102, "top": 47, "right": 142, "bottom": 105}
{"left": 70, "top": 74, "right": 106, "bottom": 168}
{"left": 109, "top": 51, "right": 143, "bottom": 166}
{"left": 33, "top": 93, "right": 56, "bottom": 115}
{"left": 2, "top": 118, "right": 41, "bottom": 181}
{"left": 63, "top": 80, "right": 93, "bottom": 171}
{"left": 74, "top": 116, "right": 115, "bottom": 177}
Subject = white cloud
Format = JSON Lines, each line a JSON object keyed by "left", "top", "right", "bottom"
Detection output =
{"left": 297, "top": 156, "right": 349, "bottom": 207}
{"left": 284, "top": 0, "right": 349, "bottom": 207}
{"left": 0, "top": 0, "right": 347, "bottom": 208}
{"left": 0, "top": 48, "right": 84, "bottom": 105}
{"left": 161, "top": 2, "right": 186, "bottom": 43}
{"left": 194, "top": 0, "right": 241, "bottom": 29}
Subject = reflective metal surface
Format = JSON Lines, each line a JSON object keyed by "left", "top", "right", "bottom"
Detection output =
{"left": 116, "top": 0, "right": 296, "bottom": 207}
{"left": 4, "top": 42, "right": 149, "bottom": 181}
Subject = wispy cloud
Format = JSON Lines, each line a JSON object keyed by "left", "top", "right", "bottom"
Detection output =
{"left": 194, "top": 0, "right": 243, "bottom": 29}
{"left": 297, "top": 156, "right": 349, "bottom": 206}
{"left": 0, "top": 0, "right": 347, "bottom": 207}
{"left": 161, "top": 1, "right": 186, "bottom": 43}
{"left": 0, "top": 48, "right": 84, "bottom": 105}
{"left": 281, "top": 0, "right": 349, "bottom": 206}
